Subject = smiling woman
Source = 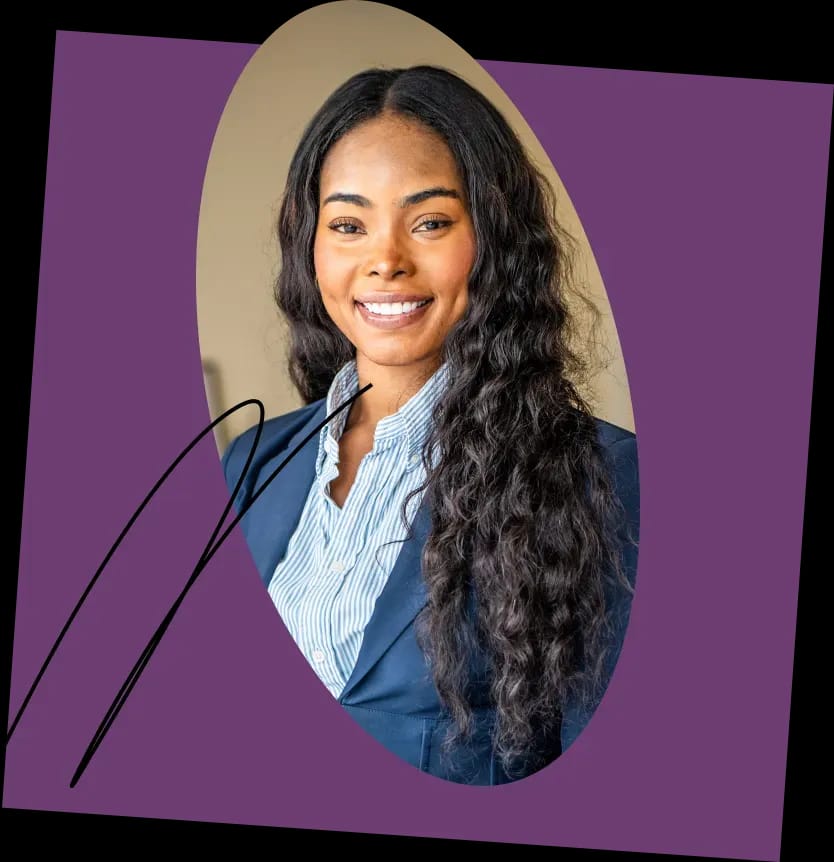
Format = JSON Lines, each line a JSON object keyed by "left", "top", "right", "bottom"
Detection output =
{"left": 315, "top": 118, "right": 473, "bottom": 358}
{"left": 315, "top": 115, "right": 473, "bottom": 354}
{"left": 312, "top": 113, "right": 475, "bottom": 507}
{"left": 219, "top": 64, "right": 640, "bottom": 786}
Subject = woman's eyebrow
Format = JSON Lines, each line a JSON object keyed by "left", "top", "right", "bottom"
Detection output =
{"left": 321, "top": 187, "right": 461, "bottom": 208}
{"left": 399, "top": 187, "right": 460, "bottom": 207}
{"left": 322, "top": 192, "right": 372, "bottom": 207}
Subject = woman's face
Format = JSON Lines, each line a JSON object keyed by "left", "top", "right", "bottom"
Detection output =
{"left": 313, "top": 113, "right": 476, "bottom": 382}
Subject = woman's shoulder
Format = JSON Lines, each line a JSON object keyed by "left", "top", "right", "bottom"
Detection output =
{"left": 594, "top": 415, "right": 638, "bottom": 487}
{"left": 560, "top": 403, "right": 635, "bottom": 444}
{"left": 224, "top": 399, "right": 325, "bottom": 453}
{"left": 569, "top": 409, "right": 639, "bottom": 528}
{"left": 590, "top": 413, "right": 636, "bottom": 451}
{"left": 220, "top": 399, "right": 326, "bottom": 494}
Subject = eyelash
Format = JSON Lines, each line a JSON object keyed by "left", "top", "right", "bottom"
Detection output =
{"left": 328, "top": 218, "right": 363, "bottom": 235}
{"left": 415, "top": 217, "right": 453, "bottom": 232}
{"left": 327, "top": 216, "right": 453, "bottom": 235}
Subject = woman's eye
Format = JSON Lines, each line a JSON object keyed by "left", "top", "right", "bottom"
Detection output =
{"left": 415, "top": 218, "right": 452, "bottom": 233}
{"left": 328, "top": 220, "right": 364, "bottom": 235}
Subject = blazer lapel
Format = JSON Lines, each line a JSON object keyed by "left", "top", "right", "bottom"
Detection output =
{"left": 241, "top": 398, "right": 435, "bottom": 695}
{"left": 340, "top": 502, "right": 432, "bottom": 699}
{"left": 241, "top": 403, "right": 326, "bottom": 586}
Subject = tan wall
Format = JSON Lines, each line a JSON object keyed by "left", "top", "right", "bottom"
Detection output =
{"left": 196, "top": 1, "right": 634, "bottom": 454}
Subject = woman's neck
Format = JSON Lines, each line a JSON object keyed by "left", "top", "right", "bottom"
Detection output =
{"left": 347, "top": 356, "right": 440, "bottom": 431}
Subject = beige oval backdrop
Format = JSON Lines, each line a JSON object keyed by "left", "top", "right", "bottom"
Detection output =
{"left": 196, "top": 0, "right": 634, "bottom": 454}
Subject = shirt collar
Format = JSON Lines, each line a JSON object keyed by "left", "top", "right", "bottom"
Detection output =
{"left": 316, "top": 362, "right": 359, "bottom": 479}
{"left": 316, "top": 360, "right": 449, "bottom": 477}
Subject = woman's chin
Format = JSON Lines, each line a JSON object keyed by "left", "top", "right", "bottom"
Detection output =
{"left": 355, "top": 348, "right": 442, "bottom": 377}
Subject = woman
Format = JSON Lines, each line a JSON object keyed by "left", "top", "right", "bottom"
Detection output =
{"left": 222, "top": 65, "right": 639, "bottom": 785}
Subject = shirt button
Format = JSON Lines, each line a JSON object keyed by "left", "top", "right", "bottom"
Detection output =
{"left": 330, "top": 560, "right": 346, "bottom": 574}
{"left": 312, "top": 649, "right": 326, "bottom": 664}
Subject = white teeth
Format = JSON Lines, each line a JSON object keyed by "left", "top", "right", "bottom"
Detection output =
{"left": 362, "top": 300, "right": 429, "bottom": 315}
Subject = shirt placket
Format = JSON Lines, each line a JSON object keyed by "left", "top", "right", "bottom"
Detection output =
{"left": 308, "top": 460, "right": 351, "bottom": 694}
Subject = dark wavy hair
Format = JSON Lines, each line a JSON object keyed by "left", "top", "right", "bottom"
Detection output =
{"left": 275, "top": 65, "right": 631, "bottom": 776}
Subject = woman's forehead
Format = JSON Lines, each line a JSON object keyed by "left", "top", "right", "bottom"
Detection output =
{"left": 319, "top": 115, "right": 462, "bottom": 196}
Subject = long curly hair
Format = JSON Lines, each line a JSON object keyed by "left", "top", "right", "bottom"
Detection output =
{"left": 275, "top": 66, "right": 631, "bottom": 776}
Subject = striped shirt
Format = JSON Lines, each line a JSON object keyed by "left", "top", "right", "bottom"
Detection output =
{"left": 267, "top": 360, "right": 448, "bottom": 697}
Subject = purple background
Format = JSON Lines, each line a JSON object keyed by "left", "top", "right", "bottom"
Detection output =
{"left": 6, "top": 28, "right": 830, "bottom": 861}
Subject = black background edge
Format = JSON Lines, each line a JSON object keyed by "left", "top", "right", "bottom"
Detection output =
{"left": 4, "top": 6, "right": 829, "bottom": 859}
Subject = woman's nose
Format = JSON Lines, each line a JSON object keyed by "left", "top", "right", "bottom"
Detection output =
{"left": 367, "top": 232, "right": 413, "bottom": 280}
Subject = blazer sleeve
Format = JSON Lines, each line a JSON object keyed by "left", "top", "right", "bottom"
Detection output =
{"left": 219, "top": 401, "right": 327, "bottom": 513}
{"left": 602, "top": 433, "right": 640, "bottom": 671}
{"left": 607, "top": 433, "right": 640, "bottom": 591}
{"left": 221, "top": 424, "right": 262, "bottom": 511}
{"left": 560, "top": 430, "right": 640, "bottom": 751}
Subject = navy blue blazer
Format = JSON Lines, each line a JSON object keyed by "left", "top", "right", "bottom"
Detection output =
{"left": 222, "top": 398, "right": 639, "bottom": 785}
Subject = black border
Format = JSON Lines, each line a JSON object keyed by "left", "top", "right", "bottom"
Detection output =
{"left": 5, "top": 6, "right": 829, "bottom": 858}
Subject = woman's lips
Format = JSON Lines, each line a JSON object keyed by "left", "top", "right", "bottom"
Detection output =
{"left": 354, "top": 298, "right": 433, "bottom": 330}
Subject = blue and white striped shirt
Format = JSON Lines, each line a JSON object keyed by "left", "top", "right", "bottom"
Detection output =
{"left": 267, "top": 360, "right": 448, "bottom": 697}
